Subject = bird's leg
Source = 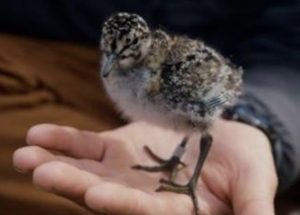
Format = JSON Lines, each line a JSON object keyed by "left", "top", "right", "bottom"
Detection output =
{"left": 132, "top": 136, "right": 189, "bottom": 182}
{"left": 156, "top": 133, "right": 212, "bottom": 215}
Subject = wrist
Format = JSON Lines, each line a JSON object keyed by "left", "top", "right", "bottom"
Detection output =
{"left": 222, "top": 93, "right": 291, "bottom": 192}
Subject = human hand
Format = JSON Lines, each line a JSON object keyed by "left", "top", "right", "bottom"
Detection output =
{"left": 13, "top": 120, "right": 277, "bottom": 215}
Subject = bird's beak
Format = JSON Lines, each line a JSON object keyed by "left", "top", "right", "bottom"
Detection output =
{"left": 101, "top": 54, "right": 117, "bottom": 78}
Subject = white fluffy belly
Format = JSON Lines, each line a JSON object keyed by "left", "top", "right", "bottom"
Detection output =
{"left": 102, "top": 69, "right": 216, "bottom": 133}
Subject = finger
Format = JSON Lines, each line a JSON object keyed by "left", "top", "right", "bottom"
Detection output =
{"left": 232, "top": 170, "right": 278, "bottom": 215}
{"left": 26, "top": 124, "right": 107, "bottom": 160}
{"left": 33, "top": 161, "right": 100, "bottom": 202}
{"left": 85, "top": 182, "right": 207, "bottom": 215}
{"left": 13, "top": 146, "right": 107, "bottom": 175}
{"left": 13, "top": 146, "right": 54, "bottom": 173}
{"left": 85, "top": 183, "right": 158, "bottom": 215}
{"left": 85, "top": 183, "right": 180, "bottom": 215}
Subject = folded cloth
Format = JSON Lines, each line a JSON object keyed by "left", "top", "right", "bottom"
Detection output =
{"left": 0, "top": 33, "right": 123, "bottom": 215}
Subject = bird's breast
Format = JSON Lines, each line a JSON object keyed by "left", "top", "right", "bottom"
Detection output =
{"left": 102, "top": 68, "right": 159, "bottom": 122}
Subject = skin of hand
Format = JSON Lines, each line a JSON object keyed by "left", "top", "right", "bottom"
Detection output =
{"left": 13, "top": 119, "right": 278, "bottom": 215}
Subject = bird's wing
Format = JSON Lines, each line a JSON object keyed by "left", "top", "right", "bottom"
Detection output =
{"left": 204, "top": 93, "right": 232, "bottom": 110}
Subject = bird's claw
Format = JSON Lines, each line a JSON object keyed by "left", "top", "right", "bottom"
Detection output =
{"left": 156, "top": 179, "right": 200, "bottom": 215}
{"left": 132, "top": 145, "right": 187, "bottom": 181}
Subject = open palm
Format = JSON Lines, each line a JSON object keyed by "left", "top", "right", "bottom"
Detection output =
{"left": 13, "top": 120, "right": 277, "bottom": 215}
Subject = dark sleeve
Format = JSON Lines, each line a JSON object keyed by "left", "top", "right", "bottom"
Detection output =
{"left": 233, "top": 0, "right": 300, "bottom": 191}
{"left": 0, "top": 0, "right": 158, "bottom": 45}
{"left": 0, "top": 0, "right": 270, "bottom": 49}
{"left": 0, "top": 0, "right": 118, "bottom": 44}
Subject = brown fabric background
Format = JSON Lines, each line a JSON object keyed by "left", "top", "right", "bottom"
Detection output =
{"left": 0, "top": 33, "right": 123, "bottom": 215}
{"left": 0, "top": 33, "right": 298, "bottom": 215}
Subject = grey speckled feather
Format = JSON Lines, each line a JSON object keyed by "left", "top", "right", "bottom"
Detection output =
{"left": 100, "top": 12, "right": 243, "bottom": 133}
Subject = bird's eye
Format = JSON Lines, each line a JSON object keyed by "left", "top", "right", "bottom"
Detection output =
{"left": 126, "top": 38, "right": 131, "bottom": 43}
{"left": 120, "top": 55, "right": 128, "bottom": 60}
{"left": 132, "top": 38, "right": 138, "bottom": 45}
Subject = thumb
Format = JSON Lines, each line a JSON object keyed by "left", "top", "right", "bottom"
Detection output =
{"left": 232, "top": 170, "right": 278, "bottom": 215}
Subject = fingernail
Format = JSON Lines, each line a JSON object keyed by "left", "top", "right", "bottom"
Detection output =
{"left": 14, "top": 166, "right": 27, "bottom": 174}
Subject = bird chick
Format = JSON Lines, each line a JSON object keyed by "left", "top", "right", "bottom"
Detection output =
{"left": 100, "top": 12, "right": 243, "bottom": 215}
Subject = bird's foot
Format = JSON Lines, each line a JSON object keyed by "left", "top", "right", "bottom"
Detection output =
{"left": 132, "top": 136, "right": 188, "bottom": 182}
{"left": 156, "top": 178, "right": 200, "bottom": 215}
{"left": 132, "top": 145, "right": 186, "bottom": 182}
{"left": 154, "top": 133, "right": 213, "bottom": 215}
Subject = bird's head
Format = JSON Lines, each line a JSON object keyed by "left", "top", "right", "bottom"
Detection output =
{"left": 100, "top": 12, "right": 152, "bottom": 78}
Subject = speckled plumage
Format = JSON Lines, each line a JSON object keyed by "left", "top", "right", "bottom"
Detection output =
{"left": 100, "top": 12, "right": 243, "bottom": 215}
{"left": 100, "top": 13, "right": 243, "bottom": 133}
